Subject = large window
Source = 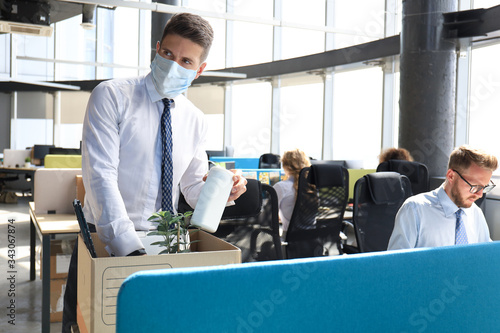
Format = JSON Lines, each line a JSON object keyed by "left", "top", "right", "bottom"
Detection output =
{"left": 111, "top": 7, "right": 141, "bottom": 78}
{"left": 55, "top": 15, "right": 96, "bottom": 80}
{"left": 96, "top": 7, "right": 114, "bottom": 79}
{"left": 280, "top": 79, "right": 324, "bottom": 159}
{"left": 468, "top": 42, "right": 500, "bottom": 163}
{"left": 185, "top": 0, "right": 226, "bottom": 70}
{"left": 232, "top": 22, "right": 273, "bottom": 67}
{"left": 231, "top": 0, "right": 273, "bottom": 66}
{"left": 16, "top": 33, "right": 54, "bottom": 81}
{"left": 473, "top": 0, "right": 500, "bottom": 8}
{"left": 2, "top": 0, "right": 403, "bottom": 160}
{"left": 281, "top": 0, "right": 326, "bottom": 59}
{"left": 332, "top": 0, "right": 386, "bottom": 49}
{"left": 0, "top": 34, "right": 9, "bottom": 77}
{"left": 332, "top": 66, "right": 384, "bottom": 168}
{"left": 231, "top": 81, "right": 272, "bottom": 157}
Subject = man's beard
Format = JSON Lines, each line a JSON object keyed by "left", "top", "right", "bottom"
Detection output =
{"left": 450, "top": 182, "right": 477, "bottom": 208}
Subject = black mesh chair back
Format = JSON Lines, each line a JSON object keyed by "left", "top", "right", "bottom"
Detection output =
{"left": 213, "top": 179, "right": 283, "bottom": 262}
{"left": 376, "top": 159, "right": 430, "bottom": 195}
{"left": 259, "top": 153, "right": 281, "bottom": 169}
{"left": 353, "top": 172, "right": 412, "bottom": 253}
{"left": 285, "top": 164, "right": 349, "bottom": 259}
{"left": 249, "top": 184, "right": 283, "bottom": 261}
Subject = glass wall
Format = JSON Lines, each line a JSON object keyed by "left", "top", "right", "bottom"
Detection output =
{"left": 280, "top": 80, "right": 324, "bottom": 159}
{"left": 55, "top": 15, "right": 95, "bottom": 80}
{"left": 468, "top": 42, "right": 500, "bottom": 162}
{"left": 96, "top": 7, "right": 114, "bottom": 79}
{"left": 231, "top": 81, "right": 272, "bottom": 157}
{"left": 232, "top": 0, "right": 274, "bottom": 66}
{"left": 8, "top": 0, "right": 490, "bottom": 167}
{"left": 281, "top": 0, "right": 325, "bottom": 59}
{"left": 184, "top": 0, "right": 226, "bottom": 70}
{"left": 16, "top": 33, "right": 54, "bottom": 81}
{"left": 0, "top": 34, "right": 10, "bottom": 78}
{"left": 111, "top": 7, "right": 141, "bottom": 77}
{"left": 332, "top": 67, "right": 384, "bottom": 168}
{"left": 332, "top": 0, "right": 386, "bottom": 49}
{"left": 232, "top": 22, "right": 273, "bottom": 67}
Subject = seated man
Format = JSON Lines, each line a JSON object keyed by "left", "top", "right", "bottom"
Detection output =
{"left": 388, "top": 145, "right": 497, "bottom": 250}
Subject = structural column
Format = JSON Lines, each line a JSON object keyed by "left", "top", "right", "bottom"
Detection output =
{"left": 399, "top": 0, "right": 458, "bottom": 178}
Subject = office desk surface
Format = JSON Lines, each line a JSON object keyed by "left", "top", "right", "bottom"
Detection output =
{"left": 29, "top": 202, "right": 79, "bottom": 233}
{"left": 0, "top": 166, "right": 38, "bottom": 172}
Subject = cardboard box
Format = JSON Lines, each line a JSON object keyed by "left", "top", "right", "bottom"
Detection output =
{"left": 77, "top": 231, "right": 241, "bottom": 333}
{"left": 40, "top": 239, "right": 76, "bottom": 280}
{"left": 50, "top": 278, "right": 67, "bottom": 322}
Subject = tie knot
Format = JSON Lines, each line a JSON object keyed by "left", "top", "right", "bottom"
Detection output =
{"left": 162, "top": 98, "right": 171, "bottom": 109}
{"left": 456, "top": 209, "right": 463, "bottom": 218}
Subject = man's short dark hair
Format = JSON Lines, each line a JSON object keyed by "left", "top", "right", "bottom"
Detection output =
{"left": 161, "top": 13, "right": 214, "bottom": 63}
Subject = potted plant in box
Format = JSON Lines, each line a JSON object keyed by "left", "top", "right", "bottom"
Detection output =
{"left": 147, "top": 210, "right": 199, "bottom": 254}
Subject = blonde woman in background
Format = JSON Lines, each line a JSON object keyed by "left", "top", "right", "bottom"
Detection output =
{"left": 273, "top": 149, "right": 311, "bottom": 237}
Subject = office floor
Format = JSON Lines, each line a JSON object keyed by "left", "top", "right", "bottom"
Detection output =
{"left": 0, "top": 195, "right": 63, "bottom": 332}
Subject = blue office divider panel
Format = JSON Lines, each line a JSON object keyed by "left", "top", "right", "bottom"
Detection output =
{"left": 117, "top": 242, "right": 500, "bottom": 332}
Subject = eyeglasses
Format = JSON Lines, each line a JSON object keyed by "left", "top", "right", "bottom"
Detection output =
{"left": 452, "top": 169, "right": 496, "bottom": 194}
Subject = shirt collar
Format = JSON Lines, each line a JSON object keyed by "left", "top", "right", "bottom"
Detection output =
{"left": 146, "top": 72, "right": 162, "bottom": 102}
{"left": 145, "top": 72, "right": 177, "bottom": 108}
{"left": 437, "top": 185, "right": 460, "bottom": 217}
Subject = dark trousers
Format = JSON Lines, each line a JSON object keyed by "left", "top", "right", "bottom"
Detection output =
{"left": 62, "top": 224, "right": 96, "bottom": 333}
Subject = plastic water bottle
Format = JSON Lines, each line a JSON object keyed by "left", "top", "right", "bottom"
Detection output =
{"left": 190, "top": 166, "right": 234, "bottom": 233}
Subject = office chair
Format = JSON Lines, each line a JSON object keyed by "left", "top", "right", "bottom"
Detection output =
{"left": 213, "top": 179, "right": 283, "bottom": 262}
{"left": 376, "top": 159, "right": 430, "bottom": 195}
{"left": 310, "top": 159, "right": 347, "bottom": 168}
{"left": 285, "top": 164, "right": 349, "bottom": 259}
{"left": 258, "top": 153, "right": 281, "bottom": 169}
{"left": 249, "top": 184, "right": 283, "bottom": 261}
{"left": 346, "top": 172, "right": 412, "bottom": 253}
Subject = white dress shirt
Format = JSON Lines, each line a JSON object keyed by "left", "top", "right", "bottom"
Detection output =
{"left": 82, "top": 73, "right": 208, "bottom": 256}
{"left": 273, "top": 177, "right": 296, "bottom": 232}
{"left": 388, "top": 185, "right": 491, "bottom": 250}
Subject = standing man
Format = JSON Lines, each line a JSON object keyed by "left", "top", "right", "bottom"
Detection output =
{"left": 62, "top": 13, "right": 247, "bottom": 332}
{"left": 388, "top": 145, "right": 497, "bottom": 250}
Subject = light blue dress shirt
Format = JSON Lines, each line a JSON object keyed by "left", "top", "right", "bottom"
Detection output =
{"left": 82, "top": 73, "right": 208, "bottom": 256}
{"left": 388, "top": 185, "right": 491, "bottom": 250}
{"left": 273, "top": 177, "right": 295, "bottom": 232}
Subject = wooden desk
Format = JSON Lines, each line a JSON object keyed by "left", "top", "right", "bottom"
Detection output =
{"left": 29, "top": 202, "right": 79, "bottom": 333}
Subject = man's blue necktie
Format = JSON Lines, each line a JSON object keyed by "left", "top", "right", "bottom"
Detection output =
{"left": 161, "top": 98, "right": 173, "bottom": 213}
{"left": 455, "top": 209, "right": 468, "bottom": 245}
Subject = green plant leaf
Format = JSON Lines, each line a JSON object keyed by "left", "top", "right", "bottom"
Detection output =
{"left": 147, "top": 210, "right": 196, "bottom": 253}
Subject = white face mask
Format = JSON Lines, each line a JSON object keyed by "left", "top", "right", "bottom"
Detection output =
{"left": 150, "top": 53, "right": 198, "bottom": 98}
